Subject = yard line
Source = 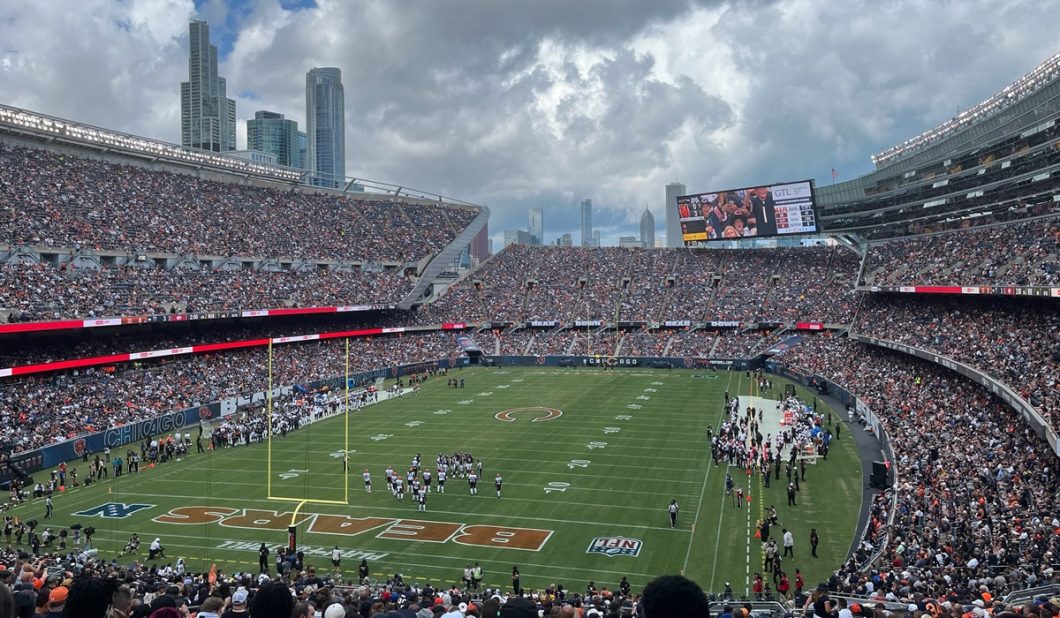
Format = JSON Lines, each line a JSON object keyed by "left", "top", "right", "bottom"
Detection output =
{"left": 683, "top": 368, "right": 734, "bottom": 578}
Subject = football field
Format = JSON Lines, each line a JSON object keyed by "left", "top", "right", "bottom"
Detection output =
{"left": 9, "top": 366, "right": 862, "bottom": 594}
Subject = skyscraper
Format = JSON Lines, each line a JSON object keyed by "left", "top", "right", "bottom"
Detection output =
{"left": 665, "top": 182, "right": 686, "bottom": 248}
{"left": 640, "top": 208, "right": 656, "bottom": 248}
{"left": 181, "top": 21, "right": 236, "bottom": 152}
{"left": 306, "top": 67, "right": 345, "bottom": 188}
{"left": 529, "top": 207, "right": 544, "bottom": 245}
{"left": 580, "top": 199, "right": 593, "bottom": 247}
{"left": 247, "top": 111, "right": 302, "bottom": 168}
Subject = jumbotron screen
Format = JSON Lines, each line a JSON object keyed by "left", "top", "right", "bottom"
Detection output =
{"left": 677, "top": 179, "right": 819, "bottom": 244}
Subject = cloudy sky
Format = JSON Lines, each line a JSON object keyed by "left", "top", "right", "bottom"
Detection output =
{"left": 1, "top": 0, "right": 1058, "bottom": 248}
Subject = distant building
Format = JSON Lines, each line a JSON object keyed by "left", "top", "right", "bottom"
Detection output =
{"left": 618, "top": 236, "right": 643, "bottom": 248}
{"left": 592, "top": 230, "right": 601, "bottom": 248}
{"left": 298, "top": 131, "right": 307, "bottom": 172}
{"left": 247, "top": 111, "right": 301, "bottom": 168}
{"left": 470, "top": 221, "right": 490, "bottom": 262}
{"left": 503, "top": 229, "right": 533, "bottom": 248}
{"left": 225, "top": 149, "right": 278, "bottom": 165}
{"left": 529, "top": 207, "right": 544, "bottom": 245}
{"left": 640, "top": 208, "right": 656, "bottom": 249}
{"left": 557, "top": 233, "right": 573, "bottom": 247}
{"left": 665, "top": 182, "right": 686, "bottom": 248}
{"left": 580, "top": 199, "right": 593, "bottom": 247}
{"left": 181, "top": 20, "right": 236, "bottom": 152}
{"left": 306, "top": 67, "right": 345, "bottom": 188}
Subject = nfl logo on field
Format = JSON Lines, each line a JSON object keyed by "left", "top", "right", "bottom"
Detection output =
{"left": 586, "top": 536, "right": 643, "bottom": 557}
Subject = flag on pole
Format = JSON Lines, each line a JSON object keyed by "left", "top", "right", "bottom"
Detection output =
{"left": 831, "top": 167, "right": 838, "bottom": 181}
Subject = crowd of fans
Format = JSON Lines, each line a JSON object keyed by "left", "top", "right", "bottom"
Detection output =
{"left": 854, "top": 295, "right": 1060, "bottom": 435}
{"left": 0, "top": 144, "right": 476, "bottom": 263}
{"left": 861, "top": 216, "right": 1060, "bottom": 287}
{"left": 779, "top": 335, "right": 1060, "bottom": 606}
{"left": 0, "top": 548, "right": 717, "bottom": 618}
{"left": 424, "top": 245, "right": 859, "bottom": 326}
{"left": 0, "top": 263, "right": 411, "bottom": 323}
{"left": 0, "top": 331, "right": 461, "bottom": 454}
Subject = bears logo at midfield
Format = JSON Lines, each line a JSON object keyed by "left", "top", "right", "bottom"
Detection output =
{"left": 586, "top": 536, "right": 643, "bottom": 557}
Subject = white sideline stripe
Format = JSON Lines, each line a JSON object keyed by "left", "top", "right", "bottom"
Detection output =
{"left": 88, "top": 535, "right": 663, "bottom": 580}
{"left": 707, "top": 370, "right": 740, "bottom": 591}
{"left": 108, "top": 491, "right": 694, "bottom": 532}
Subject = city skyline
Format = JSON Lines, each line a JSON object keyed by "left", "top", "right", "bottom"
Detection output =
{"left": 5, "top": 2, "right": 1056, "bottom": 248}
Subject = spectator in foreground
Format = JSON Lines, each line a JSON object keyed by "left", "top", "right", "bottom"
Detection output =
{"left": 641, "top": 575, "right": 709, "bottom": 618}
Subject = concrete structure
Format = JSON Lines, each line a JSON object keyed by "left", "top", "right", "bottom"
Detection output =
{"left": 618, "top": 236, "right": 643, "bottom": 248}
{"left": 664, "top": 182, "right": 686, "bottom": 247}
{"left": 469, "top": 222, "right": 490, "bottom": 263}
{"left": 306, "top": 67, "right": 345, "bottom": 188}
{"left": 557, "top": 233, "right": 573, "bottom": 246}
{"left": 226, "top": 149, "right": 278, "bottom": 165}
{"left": 180, "top": 21, "right": 236, "bottom": 152}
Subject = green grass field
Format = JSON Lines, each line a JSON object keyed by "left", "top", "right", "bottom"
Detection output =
{"left": 7, "top": 367, "right": 862, "bottom": 595}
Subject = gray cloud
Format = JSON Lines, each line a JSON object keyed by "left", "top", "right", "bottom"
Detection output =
{"left": 1, "top": 0, "right": 1058, "bottom": 247}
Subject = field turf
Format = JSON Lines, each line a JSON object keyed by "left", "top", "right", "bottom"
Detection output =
{"left": 7, "top": 367, "right": 862, "bottom": 595}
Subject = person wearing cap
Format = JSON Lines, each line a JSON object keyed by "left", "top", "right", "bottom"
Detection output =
{"left": 221, "top": 588, "right": 250, "bottom": 618}
{"left": 324, "top": 603, "right": 346, "bottom": 618}
{"left": 44, "top": 586, "right": 67, "bottom": 618}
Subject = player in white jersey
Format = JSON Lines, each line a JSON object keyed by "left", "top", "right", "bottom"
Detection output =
{"left": 468, "top": 472, "right": 478, "bottom": 495}
{"left": 437, "top": 469, "right": 447, "bottom": 493}
{"left": 385, "top": 466, "right": 395, "bottom": 493}
{"left": 495, "top": 473, "right": 503, "bottom": 498}
{"left": 394, "top": 477, "right": 404, "bottom": 501}
{"left": 416, "top": 487, "right": 427, "bottom": 512}
{"left": 363, "top": 469, "right": 372, "bottom": 493}
{"left": 422, "top": 469, "right": 432, "bottom": 492}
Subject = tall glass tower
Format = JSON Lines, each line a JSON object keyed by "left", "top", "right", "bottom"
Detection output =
{"left": 580, "top": 199, "right": 593, "bottom": 247}
{"left": 247, "top": 111, "right": 301, "bottom": 168}
{"left": 180, "top": 21, "right": 236, "bottom": 152}
{"left": 306, "top": 67, "right": 345, "bottom": 188}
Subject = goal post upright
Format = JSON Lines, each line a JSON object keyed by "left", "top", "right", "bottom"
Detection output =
{"left": 266, "top": 338, "right": 273, "bottom": 498}
{"left": 344, "top": 337, "right": 350, "bottom": 504}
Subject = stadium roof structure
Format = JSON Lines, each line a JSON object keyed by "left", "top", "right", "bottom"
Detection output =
{"left": 871, "top": 52, "right": 1060, "bottom": 168}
